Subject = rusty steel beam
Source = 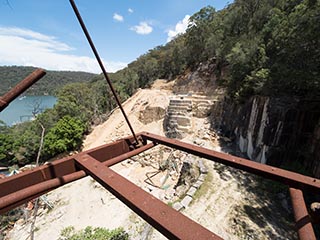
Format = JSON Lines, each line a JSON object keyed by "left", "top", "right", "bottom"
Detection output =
{"left": 141, "top": 132, "right": 320, "bottom": 193}
{"left": 0, "top": 157, "right": 77, "bottom": 198}
{"left": 0, "top": 138, "right": 134, "bottom": 198}
{"left": 0, "top": 139, "right": 153, "bottom": 214}
{"left": 86, "top": 135, "right": 136, "bottom": 162}
{"left": 0, "top": 69, "right": 46, "bottom": 112}
{"left": 0, "top": 171, "right": 85, "bottom": 214}
{"left": 289, "top": 188, "right": 316, "bottom": 240}
{"left": 75, "top": 153, "right": 222, "bottom": 240}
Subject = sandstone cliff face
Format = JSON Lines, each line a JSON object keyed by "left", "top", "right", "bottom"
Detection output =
{"left": 211, "top": 96, "right": 320, "bottom": 177}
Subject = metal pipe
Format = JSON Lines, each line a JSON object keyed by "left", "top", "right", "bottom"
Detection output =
{"left": 289, "top": 188, "right": 316, "bottom": 240}
{"left": 69, "top": 0, "right": 139, "bottom": 144}
{"left": 0, "top": 69, "right": 46, "bottom": 111}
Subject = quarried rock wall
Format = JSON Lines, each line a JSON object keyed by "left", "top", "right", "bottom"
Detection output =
{"left": 211, "top": 96, "right": 320, "bottom": 177}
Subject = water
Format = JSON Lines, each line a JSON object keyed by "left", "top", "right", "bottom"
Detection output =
{"left": 0, "top": 96, "right": 57, "bottom": 126}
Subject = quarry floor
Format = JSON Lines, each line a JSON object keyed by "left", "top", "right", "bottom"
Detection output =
{"left": 7, "top": 80, "right": 297, "bottom": 240}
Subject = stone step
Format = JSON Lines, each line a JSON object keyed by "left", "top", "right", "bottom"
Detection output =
{"left": 167, "top": 111, "right": 188, "bottom": 117}
{"left": 168, "top": 105, "right": 192, "bottom": 110}
{"left": 168, "top": 104, "right": 192, "bottom": 110}
{"left": 176, "top": 125, "right": 191, "bottom": 132}
{"left": 168, "top": 115, "right": 191, "bottom": 122}
{"left": 167, "top": 108, "right": 191, "bottom": 113}
{"left": 169, "top": 99, "right": 192, "bottom": 105}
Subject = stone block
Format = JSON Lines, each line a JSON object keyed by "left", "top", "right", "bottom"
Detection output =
{"left": 193, "top": 180, "right": 203, "bottom": 189}
{"left": 181, "top": 195, "right": 193, "bottom": 208}
{"left": 186, "top": 187, "right": 197, "bottom": 197}
{"left": 198, "top": 160, "right": 208, "bottom": 174}
{"left": 198, "top": 173, "right": 206, "bottom": 182}
{"left": 172, "top": 202, "right": 184, "bottom": 211}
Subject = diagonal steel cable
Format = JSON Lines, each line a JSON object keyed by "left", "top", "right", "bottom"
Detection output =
{"left": 69, "top": 0, "right": 139, "bottom": 144}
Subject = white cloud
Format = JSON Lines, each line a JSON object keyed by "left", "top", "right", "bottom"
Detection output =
{"left": 0, "top": 27, "right": 127, "bottom": 73}
{"left": 167, "top": 15, "right": 190, "bottom": 42}
{"left": 128, "top": 8, "right": 133, "bottom": 13}
{"left": 113, "top": 13, "right": 124, "bottom": 22}
{"left": 130, "top": 22, "right": 153, "bottom": 35}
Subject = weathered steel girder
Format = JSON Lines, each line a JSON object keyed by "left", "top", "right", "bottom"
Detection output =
{"left": 0, "top": 69, "right": 46, "bottom": 112}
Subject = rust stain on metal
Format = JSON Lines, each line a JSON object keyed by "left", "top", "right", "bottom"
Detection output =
{"left": 0, "top": 69, "right": 46, "bottom": 111}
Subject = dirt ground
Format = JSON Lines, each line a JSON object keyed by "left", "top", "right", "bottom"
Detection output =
{"left": 7, "top": 79, "right": 296, "bottom": 240}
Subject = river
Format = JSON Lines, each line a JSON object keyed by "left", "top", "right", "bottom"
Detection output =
{"left": 0, "top": 96, "right": 57, "bottom": 126}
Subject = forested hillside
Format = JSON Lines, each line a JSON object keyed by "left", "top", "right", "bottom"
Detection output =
{"left": 0, "top": 66, "right": 97, "bottom": 96}
{"left": 93, "top": 0, "right": 319, "bottom": 101}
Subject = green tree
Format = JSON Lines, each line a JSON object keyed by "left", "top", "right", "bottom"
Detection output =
{"left": 0, "top": 132, "right": 14, "bottom": 164}
{"left": 55, "top": 82, "right": 95, "bottom": 125}
{"left": 10, "top": 121, "right": 42, "bottom": 165}
{"left": 185, "top": 6, "right": 216, "bottom": 68}
{"left": 43, "top": 116, "right": 85, "bottom": 157}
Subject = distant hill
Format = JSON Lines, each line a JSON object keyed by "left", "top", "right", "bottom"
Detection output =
{"left": 0, "top": 66, "right": 97, "bottom": 96}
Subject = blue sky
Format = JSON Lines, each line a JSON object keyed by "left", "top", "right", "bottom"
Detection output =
{"left": 0, "top": 0, "right": 231, "bottom": 73}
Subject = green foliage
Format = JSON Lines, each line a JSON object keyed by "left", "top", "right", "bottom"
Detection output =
{"left": 0, "top": 132, "right": 14, "bottom": 164}
{"left": 9, "top": 121, "right": 42, "bottom": 165}
{"left": 43, "top": 116, "right": 85, "bottom": 157}
{"left": 59, "top": 226, "right": 129, "bottom": 240}
{"left": 185, "top": 6, "right": 216, "bottom": 68}
{"left": 55, "top": 82, "right": 96, "bottom": 125}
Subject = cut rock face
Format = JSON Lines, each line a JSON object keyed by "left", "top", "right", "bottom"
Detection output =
{"left": 139, "top": 106, "right": 166, "bottom": 124}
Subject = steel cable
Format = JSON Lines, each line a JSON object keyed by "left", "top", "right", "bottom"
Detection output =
{"left": 69, "top": 0, "right": 139, "bottom": 144}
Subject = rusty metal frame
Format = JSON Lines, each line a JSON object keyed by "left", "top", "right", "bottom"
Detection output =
{"left": 0, "top": 132, "right": 318, "bottom": 239}
{"left": 0, "top": 69, "right": 46, "bottom": 112}
{"left": 0, "top": 12, "right": 317, "bottom": 239}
